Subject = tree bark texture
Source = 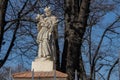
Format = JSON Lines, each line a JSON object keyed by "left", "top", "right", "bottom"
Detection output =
{"left": 61, "top": 0, "right": 90, "bottom": 80}
{"left": 0, "top": 0, "right": 8, "bottom": 51}
{"left": 0, "top": 0, "right": 30, "bottom": 68}
{"left": 0, "top": 0, "right": 9, "bottom": 68}
{"left": 54, "top": 25, "right": 60, "bottom": 70}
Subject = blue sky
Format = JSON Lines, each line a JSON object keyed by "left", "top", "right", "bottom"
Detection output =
{"left": 1, "top": 0, "right": 120, "bottom": 80}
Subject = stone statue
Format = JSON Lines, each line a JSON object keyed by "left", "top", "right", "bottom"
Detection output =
{"left": 36, "top": 7, "right": 58, "bottom": 60}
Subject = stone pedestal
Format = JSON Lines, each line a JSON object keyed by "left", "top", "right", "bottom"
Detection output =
{"left": 31, "top": 58, "right": 53, "bottom": 72}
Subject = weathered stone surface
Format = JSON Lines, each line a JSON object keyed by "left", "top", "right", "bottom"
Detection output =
{"left": 31, "top": 58, "right": 54, "bottom": 72}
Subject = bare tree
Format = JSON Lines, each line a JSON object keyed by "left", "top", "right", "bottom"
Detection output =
{"left": 0, "top": 0, "right": 10, "bottom": 67}
{"left": 82, "top": 0, "right": 120, "bottom": 80}
{"left": 61, "top": 0, "right": 91, "bottom": 80}
{"left": 0, "top": 0, "right": 120, "bottom": 80}
{"left": 0, "top": 0, "right": 63, "bottom": 69}
{"left": 0, "top": 0, "right": 38, "bottom": 68}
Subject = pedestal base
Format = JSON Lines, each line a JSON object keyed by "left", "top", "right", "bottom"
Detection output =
{"left": 31, "top": 58, "right": 54, "bottom": 72}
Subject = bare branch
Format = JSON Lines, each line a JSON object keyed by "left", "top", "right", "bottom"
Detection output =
{"left": 107, "top": 59, "right": 119, "bottom": 80}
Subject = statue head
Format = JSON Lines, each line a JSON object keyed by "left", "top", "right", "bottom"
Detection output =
{"left": 44, "top": 6, "right": 51, "bottom": 17}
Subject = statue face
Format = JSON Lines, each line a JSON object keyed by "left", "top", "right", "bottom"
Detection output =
{"left": 44, "top": 7, "right": 51, "bottom": 17}
{"left": 45, "top": 11, "right": 51, "bottom": 17}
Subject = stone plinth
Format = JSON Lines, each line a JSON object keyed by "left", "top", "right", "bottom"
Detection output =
{"left": 31, "top": 58, "right": 53, "bottom": 72}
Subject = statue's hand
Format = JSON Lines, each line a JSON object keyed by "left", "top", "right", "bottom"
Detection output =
{"left": 36, "top": 14, "right": 40, "bottom": 20}
{"left": 36, "top": 14, "right": 44, "bottom": 21}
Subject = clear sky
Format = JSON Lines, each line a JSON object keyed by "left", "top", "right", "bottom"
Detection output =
{"left": 1, "top": 0, "right": 120, "bottom": 80}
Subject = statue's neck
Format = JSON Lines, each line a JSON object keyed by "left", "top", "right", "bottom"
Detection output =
{"left": 45, "top": 14, "right": 51, "bottom": 17}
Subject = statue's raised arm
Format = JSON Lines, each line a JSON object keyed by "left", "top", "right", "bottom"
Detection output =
{"left": 36, "top": 14, "right": 44, "bottom": 32}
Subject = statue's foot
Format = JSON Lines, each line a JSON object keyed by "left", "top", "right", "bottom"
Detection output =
{"left": 46, "top": 56, "right": 53, "bottom": 61}
{"left": 46, "top": 56, "right": 50, "bottom": 58}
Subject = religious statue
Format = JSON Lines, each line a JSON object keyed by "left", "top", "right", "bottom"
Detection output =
{"left": 36, "top": 7, "right": 58, "bottom": 59}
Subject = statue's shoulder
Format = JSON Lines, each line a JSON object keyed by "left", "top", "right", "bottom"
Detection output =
{"left": 51, "top": 16, "right": 57, "bottom": 19}
{"left": 51, "top": 16, "right": 58, "bottom": 23}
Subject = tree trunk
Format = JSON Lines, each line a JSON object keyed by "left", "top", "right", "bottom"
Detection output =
{"left": 61, "top": 0, "right": 90, "bottom": 80}
{"left": 54, "top": 25, "right": 60, "bottom": 70}
{"left": 0, "top": 0, "right": 29, "bottom": 68}
{"left": 0, "top": 0, "right": 9, "bottom": 67}
{"left": 0, "top": 0, "right": 8, "bottom": 51}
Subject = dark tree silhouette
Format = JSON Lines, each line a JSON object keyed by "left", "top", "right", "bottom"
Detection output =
{"left": 61, "top": 0, "right": 91, "bottom": 80}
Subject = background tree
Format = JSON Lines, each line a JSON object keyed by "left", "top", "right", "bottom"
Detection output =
{"left": 0, "top": 0, "right": 120, "bottom": 80}
{"left": 0, "top": 0, "right": 62, "bottom": 69}
{"left": 0, "top": 0, "right": 9, "bottom": 68}
{"left": 61, "top": 0, "right": 91, "bottom": 80}
{"left": 82, "top": 0, "right": 120, "bottom": 80}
